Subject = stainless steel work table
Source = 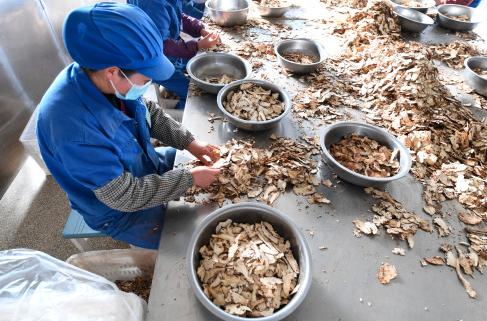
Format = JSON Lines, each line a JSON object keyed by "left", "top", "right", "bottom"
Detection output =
{"left": 147, "top": 3, "right": 487, "bottom": 321}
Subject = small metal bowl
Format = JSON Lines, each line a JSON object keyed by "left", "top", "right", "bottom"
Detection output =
{"left": 258, "top": 3, "right": 291, "bottom": 18}
{"left": 217, "top": 79, "right": 292, "bottom": 131}
{"left": 187, "top": 53, "right": 252, "bottom": 94}
{"left": 319, "top": 122, "right": 412, "bottom": 187}
{"left": 394, "top": 6, "right": 434, "bottom": 33}
{"left": 206, "top": 0, "right": 250, "bottom": 27}
{"left": 389, "top": 0, "right": 435, "bottom": 13}
{"left": 464, "top": 56, "right": 487, "bottom": 97}
{"left": 275, "top": 38, "right": 325, "bottom": 74}
{"left": 187, "top": 202, "right": 312, "bottom": 321}
{"left": 437, "top": 4, "right": 481, "bottom": 32}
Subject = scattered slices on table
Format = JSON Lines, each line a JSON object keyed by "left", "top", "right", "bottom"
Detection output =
{"left": 378, "top": 263, "right": 397, "bottom": 285}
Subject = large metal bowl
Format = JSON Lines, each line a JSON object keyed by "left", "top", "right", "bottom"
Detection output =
{"left": 187, "top": 202, "right": 312, "bottom": 321}
{"left": 394, "top": 6, "right": 434, "bottom": 33}
{"left": 217, "top": 79, "right": 292, "bottom": 131}
{"left": 258, "top": 3, "right": 291, "bottom": 18}
{"left": 275, "top": 38, "right": 325, "bottom": 74}
{"left": 187, "top": 53, "right": 252, "bottom": 94}
{"left": 437, "top": 4, "right": 481, "bottom": 31}
{"left": 206, "top": 0, "right": 250, "bottom": 27}
{"left": 389, "top": 0, "right": 435, "bottom": 13}
{"left": 464, "top": 56, "right": 487, "bottom": 97}
{"left": 319, "top": 122, "right": 412, "bottom": 187}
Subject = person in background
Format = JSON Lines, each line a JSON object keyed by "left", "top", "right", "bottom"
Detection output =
{"left": 128, "top": 0, "right": 220, "bottom": 109}
{"left": 435, "top": 0, "right": 481, "bottom": 6}
{"left": 182, "top": 0, "right": 206, "bottom": 19}
{"left": 36, "top": 2, "right": 220, "bottom": 250}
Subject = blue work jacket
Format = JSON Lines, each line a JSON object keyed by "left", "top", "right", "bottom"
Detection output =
{"left": 37, "top": 63, "right": 167, "bottom": 248}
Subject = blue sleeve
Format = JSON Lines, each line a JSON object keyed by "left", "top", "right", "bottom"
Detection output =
{"left": 470, "top": 0, "right": 481, "bottom": 7}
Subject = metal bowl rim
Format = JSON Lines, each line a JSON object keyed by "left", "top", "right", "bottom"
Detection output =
{"left": 205, "top": 0, "right": 250, "bottom": 12}
{"left": 186, "top": 52, "right": 252, "bottom": 87}
{"left": 390, "top": 0, "right": 435, "bottom": 10}
{"left": 464, "top": 56, "right": 487, "bottom": 83}
{"left": 274, "top": 38, "right": 326, "bottom": 66}
{"left": 319, "top": 121, "right": 412, "bottom": 183}
{"left": 437, "top": 4, "right": 481, "bottom": 24}
{"left": 258, "top": 4, "right": 292, "bottom": 9}
{"left": 216, "top": 79, "right": 292, "bottom": 126}
{"left": 394, "top": 7, "right": 434, "bottom": 25}
{"left": 186, "top": 202, "right": 312, "bottom": 321}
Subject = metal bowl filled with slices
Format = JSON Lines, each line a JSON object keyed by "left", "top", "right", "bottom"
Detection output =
{"left": 187, "top": 52, "right": 252, "bottom": 94}
{"left": 206, "top": 0, "right": 250, "bottom": 27}
{"left": 275, "top": 38, "right": 325, "bottom": 74}
{"left": 187, "top": 202, "right": 312, "bottom": 321}
{"left": 255, "top": 0, "right": 291, "bottom": 18}
{"left": 394, "top": 6, "right": 434, "bottom": 33}
{"left": 389, "top": 0, "right": 435, "bottom": 13}
{"left": 464, "top": 56, "right": 487, "bottom": 97}
{"left": 437, "top": 4, "right": 482, "bottom": 31}
{"left": 217, "top": 79, "right": 292, "bottom": 131}
{"left": 319, "top": 122, "right": 412, "bottom": 187}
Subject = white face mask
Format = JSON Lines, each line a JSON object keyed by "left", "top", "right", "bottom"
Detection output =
{"left": 109, "top": 69, "right": 152, "bottom": 100}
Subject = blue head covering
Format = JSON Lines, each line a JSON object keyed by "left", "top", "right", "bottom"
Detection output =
{"left": 128, "top": 0, "right": 182, "bottom": 40}
{"left": 63, "top": 2, "right": 174, "bottom": 81}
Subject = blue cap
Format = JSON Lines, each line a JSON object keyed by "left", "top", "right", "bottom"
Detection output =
{"left": 63, "top": 2, "right": 174, "bottom": 81}
{"left": 127, "top": 0, "right": 181, "bottom": 40}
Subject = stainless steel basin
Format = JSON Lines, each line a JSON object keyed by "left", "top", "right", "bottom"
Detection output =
{"left": 206, "top": 0, "right": 250, "bottom": 27}
{"left": 258, "top": 3, "right": 291, "bottom": 18}
{"left": 389, "top": 0, "right": 435, "bottom": 13}
{"left": 217, "top": 79, "right": 292, "bottom": 131}
{"left": 275, "top": 38, "right": 325, "bottom": 74}
{"left": 394, "top": 6, "right": 434, "bottom": 33}
{"left": 437, "top": 4, "right": 482, "bottom": 31}
{"left": 186, "top": 202, "right": 312, "bottom": 321}
{"left": 319, "top": 122, "right": 412, "bottom": 187}
{"left": 186, "top": 52, "right": 251, "bottom": 94}
{"left": 464, "top": 56, "right": 487, "bottom": 97}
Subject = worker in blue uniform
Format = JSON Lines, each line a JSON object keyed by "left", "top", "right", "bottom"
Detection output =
{"left": 128, "top": 0, "right": 220, "bottom": 109}
{"left": 182, "top": 0, "right": 205, "bottom": 19}
{"left": 36, "top": 2, "right": 220, "bottom": 249}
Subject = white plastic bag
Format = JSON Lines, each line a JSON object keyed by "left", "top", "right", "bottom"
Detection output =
{"left": 0, "top": 249, "right": 146, "bottom": 321}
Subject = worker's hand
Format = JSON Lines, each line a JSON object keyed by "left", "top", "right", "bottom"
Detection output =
{"left": 201, "top": 29, "right": 211, "bottom": 37}
{"left": 198, "top": 33, "right": 221, "bottom": 50}
{"left": 187, "top": 140, "right": 221, "bottom": 165}
{"left": 190, "top": 166, "right": 220, "bottom": 188}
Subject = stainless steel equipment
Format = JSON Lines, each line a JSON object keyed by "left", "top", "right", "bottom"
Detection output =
{"left": 394, "top": 6, "right": 434, "bottom": 33}
{"left": 216, "top": 79, "right": 292, "bottom": 131}
{"left": 186, "top": 202, "right": 312, "bottom": 321}
{"left": 186, "top": 52, "right": 251, "bottom": 94}
{"left": 274, "top": 38, "right": 325, "bottom": 74}
{"left": 0, "top": 0, "right": 124, "bottom": 196}
{"left": 464, "top": 56, "right": 487, "bottom": 97}
{"left": 319, "top": 122, "right": 412, "bottom": 187}
{"left": 205, "top": 0, "right": 250, "bottom": 27}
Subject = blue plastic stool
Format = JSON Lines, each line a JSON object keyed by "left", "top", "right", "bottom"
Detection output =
{"left": 63, "top": 209, "right": 105, "bottom": 252}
